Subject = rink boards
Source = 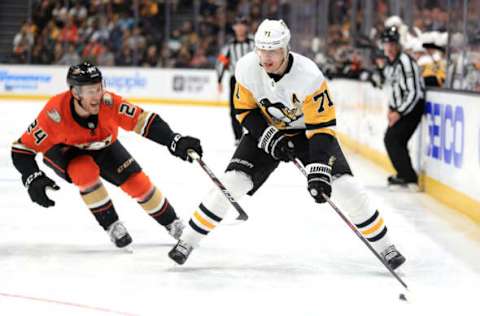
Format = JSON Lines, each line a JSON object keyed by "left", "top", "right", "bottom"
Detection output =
{"left": 1, "top": 65, "right": 479, "bottom": 223}
{"left": 331, "top": 80, "right": 480, "bottom": 223}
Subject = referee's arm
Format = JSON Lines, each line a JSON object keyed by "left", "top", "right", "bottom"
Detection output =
{"left": 216, "top": 44, "right": 230, "bottom": 84}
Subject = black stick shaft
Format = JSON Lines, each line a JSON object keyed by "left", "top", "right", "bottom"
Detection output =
{"left": 188, "top": 151, "right": 248, "bottom": 221}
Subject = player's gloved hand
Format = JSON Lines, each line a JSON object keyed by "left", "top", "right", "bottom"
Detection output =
{"left": 307, "top": 163, "right": 332, "bottom": 203}
{"left": 23, "top": 171, "right": 60, "bottom": 208}
{"left": 258, "top": 126, "right": 295, "bottom": 162}
{"left": 169, "top": 133, "right": 203, "bottom": 162}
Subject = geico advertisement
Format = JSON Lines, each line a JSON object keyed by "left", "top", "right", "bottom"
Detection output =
{"left": 423, "top": 90, "right": 480, "bottom": 198}
{"left": 0, "top": 65, "right": 219, "bottom": 101}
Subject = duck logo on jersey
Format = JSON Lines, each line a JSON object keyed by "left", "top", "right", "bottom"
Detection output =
{"left": 259, "top": 97, "right": 303, "bottom": 126}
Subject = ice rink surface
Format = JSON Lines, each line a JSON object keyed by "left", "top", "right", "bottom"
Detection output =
{"left": 1, "top": 100, "right": 480, "bottom": 315}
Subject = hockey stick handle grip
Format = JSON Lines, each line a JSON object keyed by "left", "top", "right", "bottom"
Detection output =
{"left": 187, "top": 150, "right": 201, "bottom": 161}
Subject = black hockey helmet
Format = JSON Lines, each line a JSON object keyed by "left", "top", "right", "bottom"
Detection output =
{"left": 380, "top": 26, "right": 400, "bottom": 43}
{"left": 67, "top": 61, "right": 103, "bottom": 88}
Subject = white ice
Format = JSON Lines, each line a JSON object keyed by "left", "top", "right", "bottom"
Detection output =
{"left": 1, "top": 100, "right": 480, "bottom": 316}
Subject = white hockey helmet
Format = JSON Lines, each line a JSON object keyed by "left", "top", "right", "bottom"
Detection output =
{"left": 254, "top": 19, "right": 291, "bottom": 50}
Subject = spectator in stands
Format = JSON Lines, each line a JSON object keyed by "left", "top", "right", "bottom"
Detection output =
{"left": 57, "top": 43, "right": 81, "bottom": 65}
{"left": 174, "top": 46, "right": 192, "bottom": 68}
{"left": 97, "top": 43, "right": 116, "bottom": 66}
{"left": 52, "top": 41, "right": 65, "bottom": 64}
{"left": 159, "top": 46, "right": 176, "bottom": 68}
{"left": 82, "top": 37, "right": 106, "bottom": 64}
{"left": 141, "top": 44, "right": 160, "bottom": 67}
{"left": 420, "top": 32, "right": 447, "bottom": 87}
{"left": 31, "top": 41, "right": 52, "bottom": 65}
{"left": 69, "top": 1, "right": 88, "bottom": 24}
{"left": 12, "top": 21, "right": 36, "bottom": 63}
{"left": 190, "top": 47, "right": 210, "bottom": 68}
{"left": 115, "top": 42, "right": 134, "bottom": 66}
{"left": 59, "top": 16, "right": 79, "bottom": 44}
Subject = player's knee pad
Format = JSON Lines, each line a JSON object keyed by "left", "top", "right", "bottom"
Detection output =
{"left": 202, "top": 171, "right": 253, "bottom": 217}
{"left": 67, "top": 155, "right": 100, "bottom": 188}
{"left": 120, "top": 171, "right": 152, "bottom": 199}
{"left": 332, "top": 175, "right": 376, "bottom": 223}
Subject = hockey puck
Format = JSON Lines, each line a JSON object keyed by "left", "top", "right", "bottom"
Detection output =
{"left": 399, "top": 293, "right": 407, "bottom": 301}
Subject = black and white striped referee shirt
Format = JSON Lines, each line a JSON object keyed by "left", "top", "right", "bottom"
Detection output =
{"left": 383, "top": 52, "right": 425, "bottom": 115}
{"left": 216, "top": 35, "right": 255, "bottom": 83}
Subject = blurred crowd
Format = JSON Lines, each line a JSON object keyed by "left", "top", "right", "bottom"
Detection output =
{"left": 311, "top": 1, "right": 480, "bottom": 92}
{"left": 10, "top": 0, "right": 480, "bottom": 92}
{"left": 12, "top": 0, "right": 284, "bottom": 69}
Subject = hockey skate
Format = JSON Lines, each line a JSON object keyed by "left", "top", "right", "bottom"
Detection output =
{"left": 381, "top": 245, "right": 406, "bottom": 270}
{"left": 108, "top": 221, "right": 133, "bottom": 249}
{"left": 168, "top": 240, "right": 193, "bottom": 265}
{"left": 165, "top": 218, "right": 185, "bottom": 240}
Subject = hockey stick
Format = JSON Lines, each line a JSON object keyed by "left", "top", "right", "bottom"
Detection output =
{"left": 188, "top": 151, "right": 248, "bottom": 221}
{"left": 292, "top": 158, "right": 408, "bottom": 290}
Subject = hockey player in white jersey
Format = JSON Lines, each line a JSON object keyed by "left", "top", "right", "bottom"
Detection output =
{"left": 169, "top": 19, "right": 406, "bottom": 269}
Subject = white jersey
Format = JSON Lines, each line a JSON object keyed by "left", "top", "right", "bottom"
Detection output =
{"left": 234, "top": 51, "right": 336, "bottom": 139}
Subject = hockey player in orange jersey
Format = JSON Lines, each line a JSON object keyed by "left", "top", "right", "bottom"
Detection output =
{"left": 11, "top": 62, "right": 203, "bottom": 249}
{"left": 168, "top": 19, "right": 406, "bottom": 270}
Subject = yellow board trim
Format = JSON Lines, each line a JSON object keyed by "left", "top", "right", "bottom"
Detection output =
{"left": 0, "top": 94, "right": 229, "bottom": 107}
{"left": 423, "top": 176, "right": 480, "bottom": 224}
{"left": 337, "top": 131, "right": 480, "bottom": 225}
{"left": 336, "top": 132, "right": 395, "bottom": 174}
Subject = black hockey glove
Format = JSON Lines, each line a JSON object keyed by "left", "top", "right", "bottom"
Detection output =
{"left": 23, "top": 171, "right": 60, "bottom": 208}
{"left": 257, "top": 126, "right": 295, "bottom": 162}
{"left": 169, "top": 133, "right": 203, "bottom": 162}
{"left": 307, "top": 163, "right": 332, "bottom": 204}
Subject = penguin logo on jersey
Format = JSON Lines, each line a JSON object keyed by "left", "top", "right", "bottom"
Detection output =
{"left": 259, "top": 97, "right": 303, "bottom": 126}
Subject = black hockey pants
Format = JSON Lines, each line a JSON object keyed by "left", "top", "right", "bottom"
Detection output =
{"left": 384, "top": 99, "right": 424, "bottom": 183}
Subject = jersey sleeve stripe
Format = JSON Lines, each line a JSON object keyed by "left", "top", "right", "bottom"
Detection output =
{"left": 135, "top": 112, "right": 155, "bottom": 136}
{"left": 12, "top": 142, "right": 37, "bottom": 154}
{"left": 306, "top": 127, "right": 336, "bottom": 139}
{"left": 11, "top": 148, "right": 36, "bottom": 156}
{"left": 141, "top": 113, "right": 157, "bottom": 137}
{"left": 134, "top": 111, "right": 148, "bottom": 134}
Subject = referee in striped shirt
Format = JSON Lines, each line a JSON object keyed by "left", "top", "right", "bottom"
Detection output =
{"left": 216, "top": 16, "right": 255, "bottom": 144}
{"left": 380, "top": 26, "right": 425, "bottom": 188}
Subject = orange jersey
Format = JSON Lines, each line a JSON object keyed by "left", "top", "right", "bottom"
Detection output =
{"left": 13, "top": 90, "right": 150, "bottom": 155}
